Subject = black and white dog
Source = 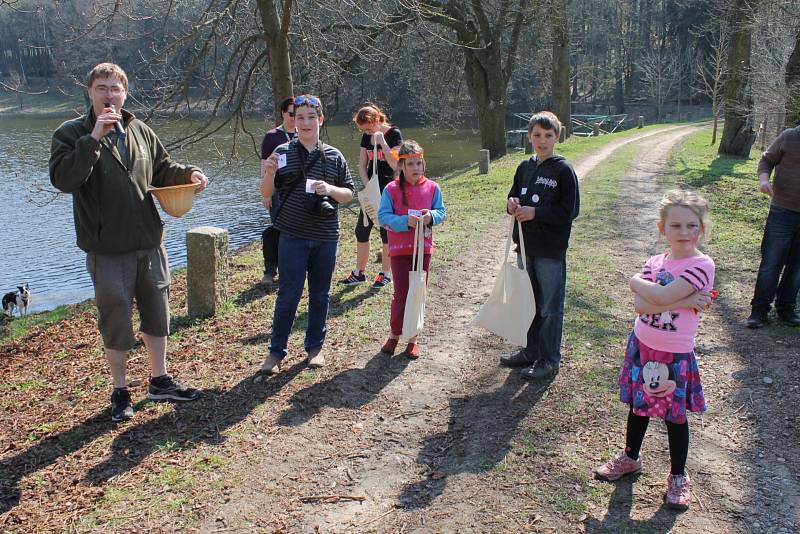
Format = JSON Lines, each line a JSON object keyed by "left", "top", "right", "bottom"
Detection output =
{"left": 2, "top": 284, "right": 30, "bottom": 317}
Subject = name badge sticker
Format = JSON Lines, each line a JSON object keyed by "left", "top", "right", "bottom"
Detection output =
{"left": 277, "top": 153, "right": 287, "bottom": 169}
{"left": 520, "top": 187, "right": 527, "bottom": 195}
{"left": 407, "top": 209, "right": 423, "bottom": 217}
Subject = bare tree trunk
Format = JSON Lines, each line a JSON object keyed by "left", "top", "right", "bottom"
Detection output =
{"left": 552, "top": 0, "right": 571, "bottom": 136}
{"left": 785, "top": 29, "right": 800, "bottom": 128}
{"left": 719, "top": 0, "right": 758, "bottom": 157}
{"left": 464, "top": 49, "right": 508, "bottom": 158}
{"left": 258, "top": 0, "right": 294, "bottom": 123}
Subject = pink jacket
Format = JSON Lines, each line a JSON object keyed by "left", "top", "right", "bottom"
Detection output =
{"left": 378, "top": 176, "right": 447, "bottom": 257}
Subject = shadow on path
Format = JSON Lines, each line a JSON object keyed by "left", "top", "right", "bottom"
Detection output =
{"left": 584, "top": 477, "right": 679, "bottom": 533}
{"left": 398, "top": 372, "right": 554, "bottom": 509}
{"left": 277, "top": 351, "right": 410, "bottom": 427}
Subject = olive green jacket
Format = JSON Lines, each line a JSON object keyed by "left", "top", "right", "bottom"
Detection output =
{"left": 49, "top": 108, "right": 199, "bottom": 253}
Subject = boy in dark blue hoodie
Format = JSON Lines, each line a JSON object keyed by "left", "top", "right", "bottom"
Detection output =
{"left": 500, "top": 111, "right": 580, "bottom": 380}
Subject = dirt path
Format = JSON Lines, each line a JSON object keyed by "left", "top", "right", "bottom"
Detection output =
{"left": 586, "top": 127, "right": 800, "bottom": 534}
{"left": 194, "top": 124, "right": 764, "bottom": 532}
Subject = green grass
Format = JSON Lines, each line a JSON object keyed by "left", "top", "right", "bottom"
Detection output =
{"left": 0, "top": 304, "right": 83, "bottom": 343}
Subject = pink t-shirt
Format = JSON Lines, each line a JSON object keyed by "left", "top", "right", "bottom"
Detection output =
{"left": 633, "top": 252, "right": 715, "bottom": 353}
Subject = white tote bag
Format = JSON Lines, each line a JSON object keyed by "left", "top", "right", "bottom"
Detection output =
{"left": 401, "top": 222, "right": 427, "bottom": 341}
{"left": 475, "top": 219, "right": 536, "bottom": 347}
{"left": 357, "top": 139, "right": 382, "bottom": 226}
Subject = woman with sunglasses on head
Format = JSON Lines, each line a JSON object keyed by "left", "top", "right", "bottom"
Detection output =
{"left": 339, "top": 103, "right": 403, "bottom": 289}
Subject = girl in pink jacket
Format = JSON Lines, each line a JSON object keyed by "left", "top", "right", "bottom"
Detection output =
{"left": 377, "top": 141, "right": 446, "bottom": 358}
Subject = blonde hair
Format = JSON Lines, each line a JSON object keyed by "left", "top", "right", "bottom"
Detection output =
{"left": 658, "top": 189, "right": 712, "bottom": 243}
{"left": 87, "top": 62, "right": 128, "bottom": 90}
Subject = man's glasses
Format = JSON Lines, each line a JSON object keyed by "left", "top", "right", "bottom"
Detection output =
{"left": 93, "top": 85, "right": 125, "bottom": 96}
{"left": 294, "top": 95, "right": 321, "bottom": 108}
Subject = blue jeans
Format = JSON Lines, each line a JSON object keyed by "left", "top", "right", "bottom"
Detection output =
{"left": 751, "top": 205, "right": 800, "bottom": 313}
{"left": 269, "top": 233, "right": 338, "bottom": 358}
{"left": 522, "top": 255, "right": 567, "bottom": 367}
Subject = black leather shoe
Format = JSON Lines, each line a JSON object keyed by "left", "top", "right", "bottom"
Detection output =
{"left": 777, "top": 309, "right": 800, "bottom": 327}
{"left": 520, "top": 360, "right": 559, "bottom": 381}
{"left": 500, "top": 350, "right": 535, "bottom": 368}
{"left": 746, "top": 310, "right": 768, "bottom": 329}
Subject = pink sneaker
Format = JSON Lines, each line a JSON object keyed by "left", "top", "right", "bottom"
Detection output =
{"left": 664, "top": 473, "right": 691, "bottom": 510}
{"left": 594, "top": 451, "right": 643, "bottom": 481}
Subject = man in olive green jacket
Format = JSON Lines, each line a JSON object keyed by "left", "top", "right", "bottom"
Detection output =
{"left": 49, "top": 62, "right": 209, "bottom": 422}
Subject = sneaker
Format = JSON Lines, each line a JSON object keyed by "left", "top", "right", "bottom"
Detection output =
{"left": 401, "top": 342, "right": 420, "bottom": 359}
{"left": 259, "top": 353, "right": 282, "bottom": 375}
{"left": 520, "top": 359, "right": 559, "bottom": 381}
{"left": 594, "top": 451, "right": 643, "bottom": 481}
{"left": 147, "top": 374, "right": 201, "bottom": 401}
{"left": 110, "top": 387, "right": 134, "bottom": 422}
{"left": 746, "top": 309, "right": 768, "bottom": 329}
{"left": 500, "top": 349, "right": 535, "bottom": 368}
{"left": 381, "top": 338, "right": 399, "bottom": 355}
{"left": 307, "top": 347, "right": 326, "bottom": 368}
{"left": 339, "top": 270, "right": 366, "bottom": 286}
{"left": 372, "top": 273, "right": 392, "bottom": 289}
{"left": 664, "top": 472, "right": 691, "bottom": 510}
{"left": 776, "top": 308, "right": 800, "bottom": 327}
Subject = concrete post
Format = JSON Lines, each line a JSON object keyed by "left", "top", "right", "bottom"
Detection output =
{"left": 186, "top": 226, "right": 229, "bottom": 318}
{"left": 592, "top": 123, "right": 600, "bottom": 137}
{"left": 478, "top": 149, "right": 490, "bottom": 174}
{"left": 524, "top": 134, "right": 533, "bottom": 154}
{"left": 638, "top": 115, "right": 645, "bottom": 128}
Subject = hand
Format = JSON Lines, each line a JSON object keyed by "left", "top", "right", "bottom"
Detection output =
{"left": 507, "top": 197, "right": 520, "bottom": 214}
{"left": 689, "top": 291, "right": 714, "bottom": 312}
{"left": 264, "top": 153, "right": 279, "bottom": 179}
{"left": 91, "top": 105, "right": 122, "bottom": 141}
{"left": 312, "top": 180, "right": 330, "bottom": 196}
{"left": 408, "top": 214, "right": 420, "bottom": 228}
{"left": 513, "top": 205, "right": 535, "bottom": 222}
{"left": 759, "top": 180, "right": 773, "bottom": 196}
{"left": 373, "top": 131, "right": 385, "bottom": 146}
{"left": 190, "top": 171, "right": 209, "bottom": 193}
{"left": 262, "top": 196, "right": 273, "bottom": 209}
{"left": 421, "top": 209, "right": 432, "bottom": 226}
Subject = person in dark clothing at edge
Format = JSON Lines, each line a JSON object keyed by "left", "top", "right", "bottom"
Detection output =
{"left": 260, "top": 96, "right": 296, "bottom": 287}
{"left": 746, "top": 125, "right": 800, "bottom": 328}
{"left": 500, "top": 111, "right": 580, "bottom": 380}
{"left": 49, "top": 63, "right": 209, "bottom": 422}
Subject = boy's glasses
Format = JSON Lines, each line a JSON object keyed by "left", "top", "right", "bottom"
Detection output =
{"left": 294, "top": 95, "right": 321, "bottom": 108}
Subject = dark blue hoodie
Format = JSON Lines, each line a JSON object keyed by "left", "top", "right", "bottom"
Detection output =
{"left": 507, "top": 154, "right": 580, "bottom": 259}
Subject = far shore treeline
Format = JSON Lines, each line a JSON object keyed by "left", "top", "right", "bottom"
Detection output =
{"left": 1, "top": 0, "right": 799, "bottom": 158}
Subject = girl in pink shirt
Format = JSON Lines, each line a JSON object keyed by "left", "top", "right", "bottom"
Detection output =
{"left": 377, "top": 141, "right": 446, "bottom": 359}
{"left": 595, "top": 190, "right": 716, "bottom": 511}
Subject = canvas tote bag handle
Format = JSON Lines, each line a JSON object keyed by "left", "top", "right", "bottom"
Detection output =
{"left": 411, "top": 219, "right": 425, "bottom": 273}
{"left": 360, "top": 139, "right": 380, "bottom": 227}
{"left": 503, "top": 219, "right": 527, "bottom": 302}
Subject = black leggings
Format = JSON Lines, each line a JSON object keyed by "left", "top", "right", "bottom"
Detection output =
{"left": 355, "top": 210, "right": 388, "bottom": 244}
{"left": 625, "top": 408, "right": 689, "bottom": 476}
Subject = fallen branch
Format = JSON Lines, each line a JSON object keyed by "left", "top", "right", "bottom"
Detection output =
{"left": 299, "top": 494, "right": 366, "bottom": 503}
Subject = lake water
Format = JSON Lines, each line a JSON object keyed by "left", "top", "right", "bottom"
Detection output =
{"left": 0, "top": 116, "right": 481, "bottom": 312}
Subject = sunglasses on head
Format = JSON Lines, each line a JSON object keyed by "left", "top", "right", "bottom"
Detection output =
{"left": 294, "top": 95, "right": 321, "bottom": 108}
